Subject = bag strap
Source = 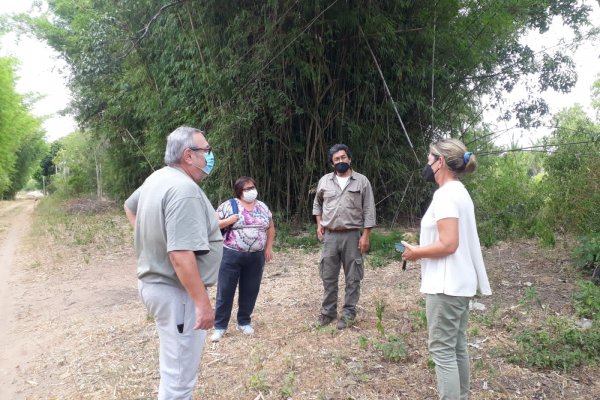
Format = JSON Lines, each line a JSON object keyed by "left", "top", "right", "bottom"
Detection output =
{"left": 229, "top": 198, "right": 238, "bottom": 215}
{"left": 224, "top": 198, "right": 238, "bottom": 240}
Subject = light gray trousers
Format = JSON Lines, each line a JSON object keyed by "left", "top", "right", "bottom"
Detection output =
{"left": 139, "top": 281, "right": 207, "bottom": 400}
{"left": 426, "top": 293, "right": 470, "bottom": 400}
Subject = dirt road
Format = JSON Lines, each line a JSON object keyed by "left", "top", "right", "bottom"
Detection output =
{"left": 0, "top": 200, "right": 36, "bottom": 399}
{"left": 0, "top": 199, "right": 140, "bottom": 399}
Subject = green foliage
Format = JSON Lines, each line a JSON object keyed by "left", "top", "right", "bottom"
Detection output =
{"left": 365, "top": 230, "right": 407, "bottom": 269}
{"left": 0, "top": 57, "right": 46, "bottom": 199}
{"left": 248, "top": 371, "right": 271, "bottom": 393}
{"left": 21, "top": 0, "right": 592, "bottom": 221}
{"left": 470, "top": 101, "right": 600, "bottom": 247}
{"left": 278, "top": 371, "right": 296, "bottom": 399}
{"left": 49, "top": 130, "right": 106, "bottom": 198}
{"left": 539, "top": 106, "right": 600, "bottom": 235}
{"left": 365, "top": 254, "right": 387, "bottom": 269}
{"left": 476, "top": 303, "right": 502, "bottom": 329}
{"left": 469, "top": 151, "right": 545, "bottom": 245}
{"left": 358, "top": 335, "right": 369, "bottom": 349}
{"left": 411, "top": 308, "right": 428, "bottom": 331}
{"left": 520, "top": 286, "right": 540, "bottom": 307}
{"left": 574, "top": 280, "right": 600, "bottom": 320}
{"left": 274, "top": 222, "right": 319, "bottom": 251}
{"left": 34, "top": 141, "right": 62, "bottom": 188}
{"left": 359, "top": 298, "right": 408, "bottom": 362}
{"left": 410, "top": 298, "right": 427, "bottom": 331}
{"left": 507, "top": 279, "right": 600, "bottom": 372}
{"left": 572, "top": 233, "right": 600, "bottom": 277}
{"left": 373, "top": 335, "right": 407, "bottom": 363}
{"left": 507, "top": 316, "right": 600, "bottom": 372}
{"left": 375, "top": 299, "right": 385, "bottom": 336}
{"left": 368, "top": 230, "right": 405, "bottom": 259}
{"left": 426, "top": 357, "right": 436, "bottom": 369}
{"left": 248, "top": 343, "right": 271, "bottom": 393}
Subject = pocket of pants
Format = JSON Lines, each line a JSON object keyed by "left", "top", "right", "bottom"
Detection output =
{"left": 319, "top": 257, "right": 325, "bottom": 280}
{"left": 175, "top": 297, "right": 186, "bottom": 334}
{"left": 348, "top": 258, "right": 364, "bottom": 281}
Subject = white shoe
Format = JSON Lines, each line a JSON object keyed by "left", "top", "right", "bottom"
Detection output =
{"left": 237, "top": 324, "right": 254, "bottom": 335}
{"left": 210, "top": 329, "right": 226, "bottom": 342}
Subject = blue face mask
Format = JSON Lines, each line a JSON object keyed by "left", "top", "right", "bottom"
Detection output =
{"left": 202, "top": 151, "right": 215, "bottom": 175}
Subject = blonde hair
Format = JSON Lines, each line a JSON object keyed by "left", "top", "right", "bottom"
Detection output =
{"left": 429, "top": 138, "right": 477, "bottom": 176}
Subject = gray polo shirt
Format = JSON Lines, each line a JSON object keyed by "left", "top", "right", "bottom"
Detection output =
{"left": 125, "top": 166, "right": 223, "bottom": 287}
{"left": 312, "top": 170, "right": 376, "bottom": 230}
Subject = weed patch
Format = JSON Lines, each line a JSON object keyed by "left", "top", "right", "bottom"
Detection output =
{"left": 574, "top": 280, "right": 600, "bottom": 320}
{"left": 507, "top": 320, "right": 600, "bottom": 371}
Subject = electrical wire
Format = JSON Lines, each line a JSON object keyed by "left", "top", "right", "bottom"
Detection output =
{"left": 478, "top": 138, "right": 600, "bottom": 156}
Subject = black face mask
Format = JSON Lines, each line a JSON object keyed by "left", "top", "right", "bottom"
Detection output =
{"left": 334, "top": 162, "right": 350, "bottom": 173}
{"left": 421, "top": 163, "right": 437, "bottom": 183}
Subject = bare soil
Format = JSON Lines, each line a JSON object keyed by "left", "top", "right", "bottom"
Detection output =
{"left": 0, "top": 198, "right": 598, "bottom": 399}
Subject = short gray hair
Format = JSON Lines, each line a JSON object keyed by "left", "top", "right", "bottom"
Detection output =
{"left": 164, "top": 126, "right": 203, "bottom": 166}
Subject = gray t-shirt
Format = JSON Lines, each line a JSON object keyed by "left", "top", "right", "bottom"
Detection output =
{"left": 125, "top": 166, "right": 223, "bottom": 287}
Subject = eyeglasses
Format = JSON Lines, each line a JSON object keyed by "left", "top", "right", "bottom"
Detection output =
{"left": 189, "top": 145, "right": 212, "bottom": 154}
{"left": 242, "top": 186, "right": 256, "bottom": 192}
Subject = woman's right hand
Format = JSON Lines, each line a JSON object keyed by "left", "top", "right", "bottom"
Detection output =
{"left": 228, "top": 214, "right": 239, "bottom": 226}
{"left": 401, "top": 240, "right": 420, "bottom": 261}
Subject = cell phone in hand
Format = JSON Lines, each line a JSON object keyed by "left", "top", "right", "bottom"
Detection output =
{"left": 395, "top": 242, "right": 408, "bottom": 271}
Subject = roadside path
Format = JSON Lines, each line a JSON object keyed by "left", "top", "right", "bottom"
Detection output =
{"left": 0, "top": 199, "right": 35, "bottom": 399}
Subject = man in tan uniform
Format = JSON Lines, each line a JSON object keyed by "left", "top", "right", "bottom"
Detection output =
{"left": 312, "top": 144, "right": 376, "bottom": 329}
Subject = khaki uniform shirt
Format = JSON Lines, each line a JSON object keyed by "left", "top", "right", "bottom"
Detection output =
{"left": 312, "top": 170, "right": 376, "bottom": 230}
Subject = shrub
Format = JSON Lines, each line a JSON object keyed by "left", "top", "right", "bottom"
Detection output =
{"left": 574, "top": 280, "right": 600, "bottom": 320}
{"left": 373, "top": 335, "right": 407, "bottom": 362}
{"left": 572, "top": 234, "right": 600, "bottom": 280}
{"left": 469, "top": 151, "right": 544, "bottom": 245}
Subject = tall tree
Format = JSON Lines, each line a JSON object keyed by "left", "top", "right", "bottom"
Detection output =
{"left": 0, "top": 57, "right": 46, "bottom": 199}
{"left": 23, "top": 0, "right": 593, "bottom": 220}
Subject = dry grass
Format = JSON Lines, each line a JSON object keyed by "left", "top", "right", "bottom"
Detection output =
{"left": 4, "top": 198, "right": 600, "bottom": 399}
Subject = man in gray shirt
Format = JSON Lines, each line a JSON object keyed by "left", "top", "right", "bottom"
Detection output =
{"left": 124, "top": 126, "right": 223, "bottom": 399}
{"left": 312, "top": 143, "right": 376, "bottom": 330}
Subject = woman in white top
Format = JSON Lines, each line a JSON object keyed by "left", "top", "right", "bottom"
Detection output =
{"left": 402, "top": 138, "right": 491, "bottom": 400}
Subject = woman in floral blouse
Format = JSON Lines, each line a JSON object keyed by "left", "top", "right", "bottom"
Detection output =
{"left": 211, "top": 176, "right": 275, "bottom": 342}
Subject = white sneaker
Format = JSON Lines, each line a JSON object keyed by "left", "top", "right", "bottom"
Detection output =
{"left": 210, "top": 329, "right": 226, "bottom": 342}
{"left": 237, "top": 324, "right": 255, "bottom": 335}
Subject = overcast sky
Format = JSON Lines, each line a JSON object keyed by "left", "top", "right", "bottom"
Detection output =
{"left": 0, "top": 1, "right": 76, "bottom": 142}
{"left": 0, "top": 0, "right": 598, "bottom": 144}
{"left": 487, "top": 0, "right": 600, "bottom": 146}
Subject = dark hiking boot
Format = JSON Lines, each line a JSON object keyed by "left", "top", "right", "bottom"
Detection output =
{"left": 317, "top": 314, "right": 334, "bottom": 327}
{"left": 336, "top": 316, "right": 354, "bottom": 330}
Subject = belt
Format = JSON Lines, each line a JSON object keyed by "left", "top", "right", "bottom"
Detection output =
{"left": 325, "top": 228, "right": 359, "bottom": 233}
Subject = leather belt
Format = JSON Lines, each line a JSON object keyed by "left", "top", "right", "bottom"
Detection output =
{"left": 326, "top": 228, "right": 359, "bottom": 233}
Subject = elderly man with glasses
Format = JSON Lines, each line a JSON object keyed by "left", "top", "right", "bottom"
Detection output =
{"left": 124, "top": 126, "right": 222, "bottom": 399}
